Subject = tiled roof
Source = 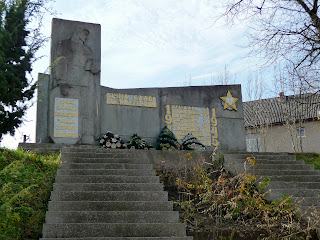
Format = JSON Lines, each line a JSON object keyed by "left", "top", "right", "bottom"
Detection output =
{"left": 243, "top": 93, "right": 320, "bottom": 127}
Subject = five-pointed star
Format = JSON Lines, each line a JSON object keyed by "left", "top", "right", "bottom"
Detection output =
{"left": 220, "top": 91, "right": 238, "bottom": 111}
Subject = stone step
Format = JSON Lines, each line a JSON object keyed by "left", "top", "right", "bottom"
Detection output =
{"left": 43, "top": 147, "right": 191, "bottom": 240}
{"left": 266, "top": 189, "right": 320, "bottom": 199}
{"left": 253, "top": 164, "right": 314, "bottom": 170}
{"left": 53, "top": 183, "right": 164, "bottom": 192}
{"left": 45, "top": 211, "right": 180, "bottom": 223}
{"left": 60, "top": 163, "right": 153, "bottom": 170}
{"left": 242, "top": 163, "right": 313, "bottom": 171}
{"left": 61, "top": 157, "right": 151, "bottom": 164}
{"left": 225, "top": 162, "right": 312, "bottom": 176}
{"left": 50, "top": 191, "right": 168, "bottom": 202}
{"left": 61, "top": 148, "right": 155, "bottom": 155}
{"left": 292, "top": 197, "right": 320, "bottom": 206}
{"left": 61, "top": 148, "right": 140, "bottom": 153}
{"left": 61, "top": 163, "right": 153, "bottom": 169}
{"left": 62, "top": 152, "right": 146, "bottom": 159}
{"left": 55, "top": 175, "right": 160, "bottom": 184}
{"left": 61, "top": 148, "right": 106, "bottom": 153}
{"left": 224, "top": 151, "right": 290, "bottom": 155}
{"left": 267, "top": 181, "right": 320, "bottom": 189}
{"left": 40, "top": 237, "right": 193, "bottom": 240}
{"left": 48, "top": 201, "right": 173, "bottom": 212}
{"left": 251, "top": 169, "right": 319, "bottom": 176}
{"left": 42, "top": 223, "right": 188, "bottom": 238}
{"left": 300, "top": 206, "right": 320, "bottom": 214}
{"left": 257, "top": 175, "right": 320, "bottom": 182}
{"left": 225, "top": 159, "right": 304, "bottom": 165}
{"left": 57, "top": 169, "right": 156, "bottom": 176}
{"left": 224, "top": 154, "right": 295, "bottom": 160}
{"left": 224, "top": 151, "right": 320, "bottom": 226}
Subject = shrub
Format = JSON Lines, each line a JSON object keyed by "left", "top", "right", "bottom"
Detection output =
{"left": 0, "top": 148, "right": 60, "bottom": 240}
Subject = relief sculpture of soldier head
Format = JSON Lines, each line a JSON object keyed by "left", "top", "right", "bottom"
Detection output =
{"left": 53, "top": 26, "right": 100, "bottom": 96}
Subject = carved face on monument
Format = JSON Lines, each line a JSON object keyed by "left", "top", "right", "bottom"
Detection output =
{"left": 70, "top": 27, "right": 90, "bottom": 44}
{"left": 78, "top": 29, "right": 89, "bottom": 43}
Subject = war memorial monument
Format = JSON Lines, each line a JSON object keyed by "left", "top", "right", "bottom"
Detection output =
{"left": 26, "top": 18, "right": 318, "bottom": 240}
{"left": 36, "top": 18, "right": 246, "bottom": 151}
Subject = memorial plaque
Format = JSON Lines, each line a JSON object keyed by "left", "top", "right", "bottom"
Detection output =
{"left": 54, "top": 98, "right": 79, "bottom": 138}
{"left": 164, "top": 105, "right": 219, "bottom": 146}
{"left": 106, "top": 93, "right": 157, "bottom": 108}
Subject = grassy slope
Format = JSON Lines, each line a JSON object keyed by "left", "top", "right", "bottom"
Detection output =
{"left": 0, "top": 148, "right": 60, "bottom": 240}
{"left": 296, "top": 152, "right": 320, "bottom": 170}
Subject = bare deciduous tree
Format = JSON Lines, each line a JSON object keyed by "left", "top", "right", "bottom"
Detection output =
{"left": 215, "top": 0, "right": 320, "bottom": 91}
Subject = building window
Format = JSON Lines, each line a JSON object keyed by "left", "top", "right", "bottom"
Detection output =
{"left": 246, "top": 133, "right": 261, "bottom": 152}
{"left": 297, "top": 127, "right": 306, "bottom": 138}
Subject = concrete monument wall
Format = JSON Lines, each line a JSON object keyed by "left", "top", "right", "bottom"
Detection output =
{"left": 36, "top": 18, "right": 246, "bottom": 151}
{"left": 101, "top": 85, "right": 246, "bottom": 151}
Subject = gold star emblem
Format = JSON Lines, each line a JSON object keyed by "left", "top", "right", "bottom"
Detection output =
{"left": 220, "top": 91, "right": 238, "bottom": 111}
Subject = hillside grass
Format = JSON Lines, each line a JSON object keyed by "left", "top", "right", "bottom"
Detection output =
{"left": 0, "top": 148, "right": 60, "bottom": 240}
{"left": 296, "top": 152, "right": 320, "bottom": 170}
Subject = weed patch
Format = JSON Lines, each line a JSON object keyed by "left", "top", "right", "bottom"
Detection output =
{"left": 156, "top": 152, "right": 319, "bottom": 239}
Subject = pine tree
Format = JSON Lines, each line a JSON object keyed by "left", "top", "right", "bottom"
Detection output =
{"left": 0, "top": 0, "right": 50, "bottom": 141}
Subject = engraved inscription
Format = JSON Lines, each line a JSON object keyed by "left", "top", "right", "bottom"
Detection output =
{"left": 106, "top": 93, "right": 157, "bottom": 108}
{"left": 54, "top": 98, "right": 79, "bottom": 138}
{"left": 165, "top": 105, "right": 219, "bottom": 146}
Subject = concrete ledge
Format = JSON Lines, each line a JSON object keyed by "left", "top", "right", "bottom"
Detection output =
{"left": 18, "top": 143, "right": 67, "bottom": 153}
{"left": 18, "top": 143, "right": 211, "bottom": 162}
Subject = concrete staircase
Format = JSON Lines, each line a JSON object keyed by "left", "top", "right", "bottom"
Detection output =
{"left": 224, "top": 152, "right": 320, "bottom": 214}
{"left": 41, "top": 146, "right": 192, "bottom": 240}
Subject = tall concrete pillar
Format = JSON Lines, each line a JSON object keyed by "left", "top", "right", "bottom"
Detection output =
{"left": 46, "top": 18, "right": 101, "bottom": 144}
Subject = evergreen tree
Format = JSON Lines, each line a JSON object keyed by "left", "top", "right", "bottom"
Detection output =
{"left": 0, "top": 0, "right": 51, "bottom": 141}
{"left": 156, "top": 126, "right": 179, "bottom": 150}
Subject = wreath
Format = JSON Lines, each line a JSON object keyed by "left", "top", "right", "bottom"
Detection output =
{"left": 127, "top": 133, "right": 153, "bottom": 150}
{"left": 181, "top": 133, "right": 206, "bottom": 151}
{"left": 99, "top": 131, "right": 126, "bottom": 149}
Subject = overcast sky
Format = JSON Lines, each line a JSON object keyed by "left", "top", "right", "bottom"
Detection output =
{"left": 1, "top": 0, "right": 266, "bottom": 148}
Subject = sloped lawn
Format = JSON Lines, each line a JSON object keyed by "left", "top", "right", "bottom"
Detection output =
{"left": 0, "top": 148, "right": 60, "bottom": 240}
{"left": 296, "top": 153, "right": 320, "bottom": 170}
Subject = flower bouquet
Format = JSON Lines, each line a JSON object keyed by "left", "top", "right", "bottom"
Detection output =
{"left": 99, "top": 131, "right": 126, "bottom": 149}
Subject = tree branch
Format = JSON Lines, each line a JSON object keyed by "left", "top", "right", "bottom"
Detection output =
{"left": 313, "top": 0, "right": 318, "bottom": 13}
